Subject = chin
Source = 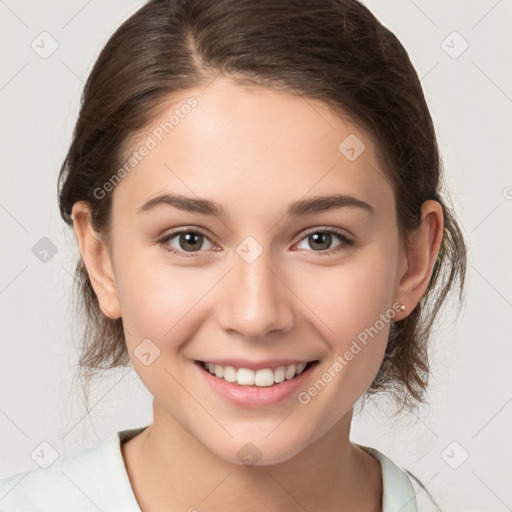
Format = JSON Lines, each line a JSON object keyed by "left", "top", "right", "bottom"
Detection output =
{"left": 202, "top": 430, "right": 314, "bottom": 468}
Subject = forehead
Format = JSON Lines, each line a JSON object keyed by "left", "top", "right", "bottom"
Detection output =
{"left": 112, "top": 79, "right": 392, "bottom": 221}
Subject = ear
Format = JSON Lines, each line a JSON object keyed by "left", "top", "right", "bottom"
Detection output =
{"left": 396, "top": 200, "right": 444, "bottom": 316}
{"left": 71, "top": 201, "right": 122, "bottom": 320}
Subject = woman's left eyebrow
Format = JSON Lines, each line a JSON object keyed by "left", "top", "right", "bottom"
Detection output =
{"left": 287, "top": 194, "right": 375, "bottom": 216}
{"left": 136, "top": 192, "right": 375, "bottom": 219}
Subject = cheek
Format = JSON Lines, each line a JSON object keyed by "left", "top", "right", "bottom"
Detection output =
{"left": 288, "top": 257, "right": 398, "bottom": 424}
{"left": 293, "top": 243, "right": 399, "bottom": 371}
{"left": 113, "top": 250, "right": 213, "bottom": 350}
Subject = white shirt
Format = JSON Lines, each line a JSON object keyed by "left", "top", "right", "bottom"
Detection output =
{"left": 0, "top": 426, "right": 418, "bottom": 511}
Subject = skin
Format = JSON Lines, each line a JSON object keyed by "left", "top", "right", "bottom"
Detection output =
{"left": 71, "top": 77, "right": 443, "bottom": 511}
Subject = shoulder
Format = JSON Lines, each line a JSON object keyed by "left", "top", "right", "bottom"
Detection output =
{"left": 0, "top": 437, "right": 103, "bottom": 511}
{"left": 358, "top": 445, "right": 419, "bottom": 512}
{"left": 358, "top": 445, "right": 443, "bottom": 512}
{"left": 0, "top": 428, "right": 146, "bottom": 511}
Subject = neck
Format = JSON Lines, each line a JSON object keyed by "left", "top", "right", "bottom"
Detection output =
{"left": 121, "top": 401, "right": 382, "bottom": 512}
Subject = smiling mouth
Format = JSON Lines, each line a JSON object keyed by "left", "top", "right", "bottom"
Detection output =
{"left": 196, "top": 360, "right": 318, "bottom": 387}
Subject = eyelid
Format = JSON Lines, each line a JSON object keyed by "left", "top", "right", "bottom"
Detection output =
{"left": 298, "top": 225, "right": 353, "bottom": 240}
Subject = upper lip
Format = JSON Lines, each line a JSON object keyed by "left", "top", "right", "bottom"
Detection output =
{"left": 196, "top": 358, "right": 316, "bottom": 371}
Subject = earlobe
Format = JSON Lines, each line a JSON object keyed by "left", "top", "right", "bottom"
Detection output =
{"left": 396, "top": 200, "right": 444, "bottom": 315}
{"left": 71, "top": 201, "right": 122, "bottom": 320}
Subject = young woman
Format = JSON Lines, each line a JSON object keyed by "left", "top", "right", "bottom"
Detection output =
{"left": 0, "top": 0, "right": 466, "bottom": 510}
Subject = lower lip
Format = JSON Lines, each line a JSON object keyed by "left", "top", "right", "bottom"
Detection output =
{"left": 195, "top": 361, "right": 317, "bottom": 407}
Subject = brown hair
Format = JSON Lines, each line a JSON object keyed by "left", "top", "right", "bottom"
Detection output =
{"left": 58, "top": 0, "right": 466, "bottom": 412}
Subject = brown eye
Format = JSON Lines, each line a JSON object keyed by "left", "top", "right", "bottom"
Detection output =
{"left": 176, "top": 232, "right": 204, "bottom": 252}
{"left": 159, "top": 229, "right": 214, "bottom": 255}
{"left": 307, "top": 232, "right": 334, "bottom": 251}
{"left": 295, "top": 229, "right": 354, "bottom": 256}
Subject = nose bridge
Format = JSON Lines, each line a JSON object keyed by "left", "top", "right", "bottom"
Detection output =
{"left": 217, "top": 244, "right": 295, "bottom": 339}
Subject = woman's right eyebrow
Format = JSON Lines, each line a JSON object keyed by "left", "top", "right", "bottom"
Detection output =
{"left": 136, "top": 192, "right": 375, "bottom": 219}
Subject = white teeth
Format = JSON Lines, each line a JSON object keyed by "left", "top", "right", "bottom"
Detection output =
{"left": 254, "top": 369, "right": 275, "bottom": 387}
{"left": 274, "top": 366, "right": 285, "bottom": 383}
{"left": 202, "top": 361, "right": 310, "bottom": 387}
{"left": 223, "top": 365, "right": 237, "bottom": 383}
{"left": 237, "top": 368, "right": 255, "bottom": 385}
{"left": 285, "top": 364, "right": 296, "bottom": 380}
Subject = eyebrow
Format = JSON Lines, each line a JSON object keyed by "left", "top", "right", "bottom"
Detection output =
{"left": 136, "top": 192, "right": 375, "bottom": 219}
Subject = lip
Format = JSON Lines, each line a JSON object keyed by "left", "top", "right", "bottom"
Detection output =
{"left": 194, "top": 359, "right": 318, "bottom": 407}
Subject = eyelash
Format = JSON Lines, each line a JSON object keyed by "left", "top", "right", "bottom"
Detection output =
{"left": 157, "top": 227, "right": 354, "bottom": 258}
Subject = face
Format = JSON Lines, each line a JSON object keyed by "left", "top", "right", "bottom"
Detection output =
{"left": 86, "top": 78, "right": 409, "bottom": 465}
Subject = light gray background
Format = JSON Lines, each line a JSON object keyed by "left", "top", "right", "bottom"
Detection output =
{"left": 1, "top": 1, "right": 511, "bottom": 510}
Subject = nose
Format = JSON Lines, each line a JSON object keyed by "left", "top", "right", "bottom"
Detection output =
{"left": 216, "top": 251, "right": 295, "bottom": 340}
